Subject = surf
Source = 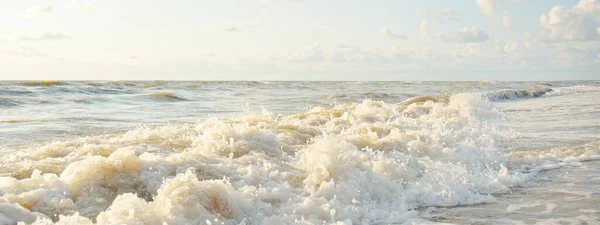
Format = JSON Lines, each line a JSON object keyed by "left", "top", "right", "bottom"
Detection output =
{"left": 0, "top": 92, "right": 527, "bottom": 224}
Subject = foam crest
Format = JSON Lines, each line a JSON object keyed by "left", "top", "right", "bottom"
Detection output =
{"left": 0, "top": 93, "right": 530, "bottom": 224}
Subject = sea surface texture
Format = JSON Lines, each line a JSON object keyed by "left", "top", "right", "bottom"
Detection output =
{"left": 0, "top": 81, "right": 599, "bottom": 225}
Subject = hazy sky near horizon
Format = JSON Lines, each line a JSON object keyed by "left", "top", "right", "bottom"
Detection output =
{"left": 1, "top": 0, "right": 599, "bottom": 80}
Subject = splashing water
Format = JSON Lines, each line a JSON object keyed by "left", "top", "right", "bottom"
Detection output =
{"left": 0, "top": 81, "right": 598, "bottom": 224}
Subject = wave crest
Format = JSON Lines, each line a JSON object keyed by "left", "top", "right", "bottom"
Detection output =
{"left": 0, "top": 93, "right": 528, "bottom": 224}
{"left": 148, "top": 92, "right": 188, "bottom": 101}
{"left": 486, "top": 87, "right": 553, "bottom": 101}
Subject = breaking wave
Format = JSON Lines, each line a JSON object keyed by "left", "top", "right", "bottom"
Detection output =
{"left": 397, "top": 87, "right": 553, "bottom": 108}
{"left": 485, "top": 87, "right": 553, "bottom": 101}
{"left": 0, "top": 93, "right": 531, "bottom": 224}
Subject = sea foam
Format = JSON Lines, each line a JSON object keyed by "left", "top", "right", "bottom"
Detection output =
{"left": 1, "top": 93, "right": 529, "bottom": 224}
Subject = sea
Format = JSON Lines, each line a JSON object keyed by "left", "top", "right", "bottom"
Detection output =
{"left": 0, "top": 80, "right": 599, "bottom": 225}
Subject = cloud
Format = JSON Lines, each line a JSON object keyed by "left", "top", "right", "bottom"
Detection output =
{"left": 285, "top": 43, "right": 325, "bottom": 63}
{"left": 477, "top": 0, "right": 530, "bottom": 16}
{"left": 328, "top": 44, "right": 390, "bottom": 63}
{"left": 476, "top": 0, "right": 495, "bottom": 16}
{"left": 570, "top": 41, "right": 600, "bottom": 52}
{"left": 420, "top": 20, "right": 429, "bottom": 37}
{"left": 453, "top": 43, "right": 483, "bottom": 58}
{"left": 415, "top": 8, "right": 462, "bottom": 21}
{"left": 540, "top": 0, "right": 600, "bottom": 41}
{"left": 201, "top": 52, "right": 216, "bottom": 57}
{"left": 414, "top": 8, "right": 460, "bottom": 37}
{"left": 220, "top": 20, "right": 261, "bottom": 32}
{"left": 524, "top": 32, "right": 539, "bottom": 48}
{"left": 380, "top": 27, "right": 407, "bottom": 39}
{"left": 494, "top": 40, "right": 519, "bottom": 54}
{"left": 437, "top": 26, "right": 489, "bottom": 43}
{"left": 18, "top": 32, "right": 70, "bottom": 41}
{"left": 25, "top": 4, "right": 52, "bottom": 16}
{"left": 221, "top": 21, "right": 238, "bottom": 32}
{"left": 277, "top": 44, "right": 393, "bottom": 64}
{"left": 502, "top": 12, "right": 513, "bottom": 28}
{"left": 66, "top": 0, "right": 96, "bottom": 12}
{"left": 0, "top": 46, "right": 47, "bottom": 57}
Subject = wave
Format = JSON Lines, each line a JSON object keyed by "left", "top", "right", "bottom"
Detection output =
{"left": 0, "top": 90, "right": 35, "bottom": 96}
{"left": 0, "top": 97, "right": 22, "bottom": 107}
{"left": 396, "top": 87, "right": 553, "bottom": 108}
{"left": 19, "top": 81, "right": 64, "bottom": 87}
{"left": 0, "top": 120, "right": 40, "bottom": 124}
{"left": 147, "top": 92, "right": 188, "bottom": 101}
{"left": 510, "top": 140, "right": 600, "bottom": 174}
{"left": 551, "top": 85, "right": 600, "bottom": 95}
{"left": 0, "top": 93, "right": 528, "bottom": 224}
{"left": 331, "top": 93, "right": 348, "bottom": 99}
{"left": 485, "top": 87, "right": 553, "bottom": 101}
{"left": 0, "top": 96, "right": 51, "bottom": 107}
{"left": 398, "top": 93, "right": 452, "bottom": 106}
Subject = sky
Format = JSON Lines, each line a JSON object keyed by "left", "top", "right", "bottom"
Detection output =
{"left": 0, "top": 0, "right": 599, "bottom": 80}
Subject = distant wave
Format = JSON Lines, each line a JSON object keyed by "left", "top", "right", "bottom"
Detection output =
{"left": 331, "top": 93, "right": 348, "bottom": 99}
{"left": 552, "top": 85, "right": 600, "bottom": 94}
{"left": 0, "top": 97, "right": 22, "bottom": 107}
{"left": 148, "top": 92, "right": 188, "bottom": 101}
{"left": 0, "top": 96, "right": 49, "bottom": 107}
{"left": 0, "top": 119, "right": 40, "bottom": 124}
{"left": 485, "top": 87, "right": 553, "bottom": 101}
{"left": 398, "top": 88, "right": 553, "bottom": 107}
{"left": 19, "top": 80, "right": 64, "bottom": 86}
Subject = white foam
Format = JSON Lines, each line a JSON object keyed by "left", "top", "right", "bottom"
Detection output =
{"left": 0, "top": 94, "right": 531, "bottom": 224}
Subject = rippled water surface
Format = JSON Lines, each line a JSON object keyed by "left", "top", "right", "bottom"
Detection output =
{"left": 0, "top": 81, "right": 598, "bottom": 225}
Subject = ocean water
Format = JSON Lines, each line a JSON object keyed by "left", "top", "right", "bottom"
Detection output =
{"left": 0, "top": 81, "right": 598, "bottom": 225}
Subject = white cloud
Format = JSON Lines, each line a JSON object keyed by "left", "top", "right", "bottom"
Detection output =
{"left": 26, "top": 4, "right": 52, "bottom": 16}
{"left": 438, "top": 9, "right": 462, "bottom": 20}
{"left": 380, "top": 27, "right": 407, "bottom": 39}
{"left": 0, "top": 46, "right": 47, "bottom": 57}
{"left": 477, "top": 0, "right": 530, "bottom": 16}
{"left": 524, "top": 32, "right": 538, "bottom": 48}
{"left": 437, "top": 26, "right": 489, "bottom": 43}
{"left": 285, "top": 43, "right": 325, "bottom": 63}
{"left": 415, "top": 8, "right": 460, "bottom": 38}
{"left": 454, "top": 43, "right": 483, "bottom": 58}
{"left": 502, "top": 12, "right": 513, "bottom": 28}
{"left": 66, "top": 0, "right": 96, "bottom": 12}
{"left": 18, "top": 32, "right": 70, "bottom": 41}
{"left": 277, "top": 44, "right": 395, "bottom": 64}
{"left": 415, "top": 8, "right": 462, "bottom": 21}
{"left": 476, "top": 0, "right": 495, "bottom": 16}
{"left": 420, "top": 20, "right": 429, "bottom": 37}
{"left": 328, "top": 45, "right": 391, "bottom": 63}
{"left": 571, "top": 41, "right": 600, "bottom": 52}
{"left": 221, "top": 21, "right": 238, "bottom": 32}
{"left": 494, "top": 40, "right": 519, "bottom": 54}
{"left": 540, "top": 0, "right": 600, "bottom": 41}
{"left": 503, "top": 41, "right": 518, "bottom": 53}
{"left": 220, "top": 20, "right": 261, "bottom": 32}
